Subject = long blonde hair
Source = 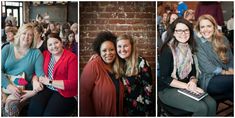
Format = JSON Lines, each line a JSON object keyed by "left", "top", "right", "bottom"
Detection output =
{"left": 113, "top": 56, "right": 124, "bottom": 79}
{"left": 14, "top": 23, "right": 36, "bottom": 49}
{"left": 117, "top": 34, "right": 139, "bottom": 77}
{"left": 195, "top": 14, "right": 228, "bottom": 64}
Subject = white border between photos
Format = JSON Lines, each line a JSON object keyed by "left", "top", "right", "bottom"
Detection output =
{"left": 0, "top": 0, "right": 234, "bottom": 118}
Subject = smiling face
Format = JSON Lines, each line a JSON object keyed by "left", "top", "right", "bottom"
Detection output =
{"left": 19, "top": 29, "right": 34, "bottom": 47}
{"left": 117, "top": 39, "right": 132, "bottom": 60}
{"left": 100, "top": 41, "right": 116, "bottom": 64}
{"left": 173, "top": 23, "right": 190, "bottom": 43}
{"left": 47, "top": 37, "right": 64, "bottom": 55}
{"left": 199, "top": 19, "right": 214, "bottom": 40}
{"left": 6, "top": 32, "right": 14, "bottom": 42}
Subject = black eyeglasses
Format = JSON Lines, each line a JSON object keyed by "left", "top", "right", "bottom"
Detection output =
{"left": 175, "top": 29, "right": 190, "bottom": 34}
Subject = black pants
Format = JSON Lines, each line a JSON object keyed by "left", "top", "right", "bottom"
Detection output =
{"left": 27, "top": 87, "right": 77, "bottom": 116}
{"left": 207, "top": 75, "right": 233, "bottom": 102}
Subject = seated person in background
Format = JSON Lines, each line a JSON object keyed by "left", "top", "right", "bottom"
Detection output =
{"left": 64, "top": 30, "right": 77, "bottom": 55}
{"left": 158, "top": 18, "right": 216, "bottom": 116}
{"left": 33, "top": 24, "right": 47, "bottom": 52}
{"left": 1, "top": 26, "right": 18, "bottom": 49}
{"left": 194, "top": 14, "right": 234, "bottom": 102}
{"left": 183, "top": 9, "right": 195, "bottom": 24}
{"left": 161, "top": 13, "right": 178, "bottom": 45}
{"left": 59, "top": 23, "right": 70, "bottom": 45}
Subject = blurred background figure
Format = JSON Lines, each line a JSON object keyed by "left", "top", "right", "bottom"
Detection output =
{"left": 1, "top": 27, "right": 18, "bottom": 48}
{"left": 177, "top": 1, "right": 188, "bottom": 17}
{"left": 5, "top": 13, "right": 17, "bottom": 27}
{"left": 183, "top": 9, "right": 195, "bottom": 24}
{"left": 195, "top": 2, "right": 224, "bottom": 27}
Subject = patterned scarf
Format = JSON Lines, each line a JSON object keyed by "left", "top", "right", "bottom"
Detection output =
{"left": 176, "top": 43, "right": 193, "bottom": 79}
{"left": 169, "top": 39, "right": 193, "bottom": 80}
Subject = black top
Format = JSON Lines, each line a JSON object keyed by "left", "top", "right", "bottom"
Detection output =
{"left": 38, "top": 40, "right": 47, "bottom": 53}
{"left": 158, "top": 45, "right": 196, "bottom": 91}
{"left": 108, "top": 72, "right": 119, "bottom": 115}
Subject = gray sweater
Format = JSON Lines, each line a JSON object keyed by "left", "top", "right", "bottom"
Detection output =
{"left": 194, "top": 34, "right": 233, "bottom": 91}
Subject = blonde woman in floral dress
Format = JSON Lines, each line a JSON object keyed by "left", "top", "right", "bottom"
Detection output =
{"left": 116, "top": 34, "right": 154, "bottom": 116}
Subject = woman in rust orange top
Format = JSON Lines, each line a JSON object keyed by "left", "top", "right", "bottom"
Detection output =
{"left": 80, "top": 31, "right": 124, "bottom": 116}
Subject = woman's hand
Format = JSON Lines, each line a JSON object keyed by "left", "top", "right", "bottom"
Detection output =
{"left": 20, "top": 90, "right": 37, "bottom": 102}
{"left": 228, "top": 68, "right": 234, "bottom": 75}
{"left": 186, "top": 81, "right": 204, "bottom": 94}
{"left": 186, "top": 81, "right": 197, "bottom": 92}
{"left": 32, "top": 77, "right": 44, "bottom": 92}
{"left": 195, "top": 87, "right": 204, "bottom": 94}
{"left": 39, "top": 76, "right": 50, "bottom": 85}
{"left": 7, "top": 84, "right": 21, "bottom": 99}
{"left": 222, "top": 69, "right": 234, "bottom": 75}
{"left": 88, "top": 54, "right": 98, "bottom": 61}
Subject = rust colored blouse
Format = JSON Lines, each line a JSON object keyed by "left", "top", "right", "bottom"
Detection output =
{"left": 80, "top": 56, "right": 124, "bottom": 116}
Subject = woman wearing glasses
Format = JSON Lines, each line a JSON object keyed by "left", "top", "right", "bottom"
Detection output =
{"left": 158, "top": 18, "right": 216, "bottom": 116}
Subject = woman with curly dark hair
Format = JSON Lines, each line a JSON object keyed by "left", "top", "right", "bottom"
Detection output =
{"left": 80, "top": 31, "right": 124, "bottom": 116}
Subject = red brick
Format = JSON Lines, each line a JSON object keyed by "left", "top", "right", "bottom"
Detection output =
{"left": 115, "top": 25, "right": 132, "bottom": 31}
{"left": 80, "top": 2, "right": 156, "bottom": 76}
{"left": 125, "top": 13, "right": 135, "bottom": 18}
{"left": 126, "top": 19, "right": 146, "bottom": 24}
{"left": 99, "top": 13, "right": 113, "bottom": 18}
{"left": 80, "top": 13, "right": 97, "bottom": 19}
{"left": 135, "top": 13, "right": 154, "bottom": 19}
{"left": 109, "top": 19, "right": 126, "bottom": 24}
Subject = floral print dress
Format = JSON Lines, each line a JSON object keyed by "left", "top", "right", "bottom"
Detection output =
{"left": 122, "top": 56, "right": 154, "bottom": 116}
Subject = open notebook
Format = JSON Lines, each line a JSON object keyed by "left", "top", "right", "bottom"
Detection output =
{"left": 178, "top": 88, "right": 208, "bottom": 101}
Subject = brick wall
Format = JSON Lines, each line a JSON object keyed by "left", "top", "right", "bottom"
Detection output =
{"left": 79, "top": 2, "right": 156, "bottom": 78}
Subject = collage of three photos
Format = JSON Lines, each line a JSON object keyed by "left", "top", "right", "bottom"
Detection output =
{"left": 1, "top": 1, "right": 234, "bottom": 117}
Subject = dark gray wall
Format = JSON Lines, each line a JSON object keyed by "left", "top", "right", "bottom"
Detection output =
{"left": 221, "top": 2, "right": 233, "bottom": 21}
{"left": 68, "top": 3, "right": 78, "bottom": 23}
{"left": 29, "top": 2, "right": 77, "bottom": 24}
